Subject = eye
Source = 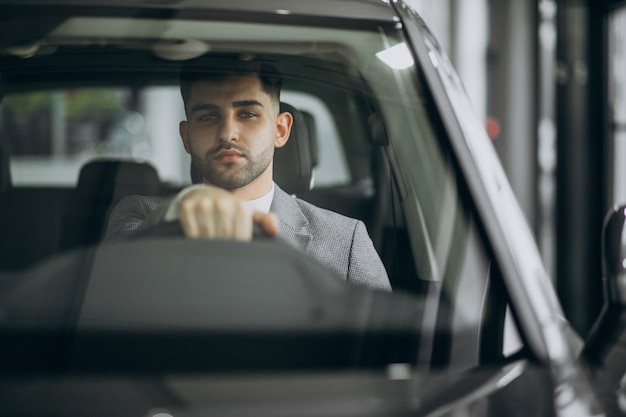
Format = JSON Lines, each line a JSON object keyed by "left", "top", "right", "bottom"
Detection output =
{"left": 239, "top": 111, "right": 257, "bottom": 119}
{"left": 198, "top": 112, "right": 218, "bottom": 122}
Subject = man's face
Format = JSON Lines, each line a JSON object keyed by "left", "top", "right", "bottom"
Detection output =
{"left": 180, "top": 74, "right": 291, "bottom": 197}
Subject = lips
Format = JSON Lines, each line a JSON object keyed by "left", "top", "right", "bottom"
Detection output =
{"left": 217, "top": 150, "right": 242, "bottom": 157}
{"left": 214, "top": 148, "right": 245, "bottom": 162}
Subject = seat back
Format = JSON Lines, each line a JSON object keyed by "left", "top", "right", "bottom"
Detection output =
{"left": 0, "top": 145, "right": 71, "bottom": 269}
{"left": 60, "top": 158, "right": 162, "bottom": 249}
{"left": 0, "top": 187, "right": 70, "bottom": 270}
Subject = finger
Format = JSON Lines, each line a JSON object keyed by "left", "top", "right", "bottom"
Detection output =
{"left": 212, "top": 198, "right": 239, "bottom": 238}
{"left": 252, "top": 212, "right": 279, "bottom": 237}
{"left": 195, "top": 198, "right": 217, "bottom": 238}
{"left": 232, "top": 204, "right": 254, "bottom": 241}
{"left": 178, "top": 198, "right": 201, "bottom": 238}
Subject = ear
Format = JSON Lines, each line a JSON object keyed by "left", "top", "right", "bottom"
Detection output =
{"left": 274, "top": 111, "right": 293, "bottom": 149}
{"left": 179, "top": 120, "right": 191, "bottom": 154}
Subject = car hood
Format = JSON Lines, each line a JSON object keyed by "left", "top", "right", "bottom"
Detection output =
{"left": 0, "top": 360, "right": 559, "bottom": 417}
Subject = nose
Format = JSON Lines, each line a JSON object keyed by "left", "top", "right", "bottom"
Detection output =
{"left": 217, "top": 113, "right": 239, "bottom": 144}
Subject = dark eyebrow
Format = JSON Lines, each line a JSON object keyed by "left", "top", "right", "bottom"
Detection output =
{"left": 232, "top": 100, "right": 264, "bottom": 108}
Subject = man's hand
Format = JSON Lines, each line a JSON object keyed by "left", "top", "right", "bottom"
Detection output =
{"left": 177, "top": 185, "right": 278, "bottom": 241}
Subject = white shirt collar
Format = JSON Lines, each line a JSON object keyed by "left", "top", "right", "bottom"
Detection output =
{"left": 245, "top": 182, "right": 275, "bottom": 213}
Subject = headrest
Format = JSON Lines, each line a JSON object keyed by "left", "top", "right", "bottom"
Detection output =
{"left": 76, "top": 159, "right": 161, "bottom": 204}
{"left": 300, "top": 111, "right": 318, "bottom": 168}
{"left": 190, "top": 102, "right": 314, "bottom": 195}
{"left": 273, "top": 102, "right": 313, "bottom": 195}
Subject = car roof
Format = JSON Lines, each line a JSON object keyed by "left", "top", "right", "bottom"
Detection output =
{"left": 0, "top": 0, "right": 400, "bottom": 93}
{"left": 0, "top": 0, "right": 402, "bottom": 57}
{"left": 0, "top": 0, "right": 399, "bottom": 23}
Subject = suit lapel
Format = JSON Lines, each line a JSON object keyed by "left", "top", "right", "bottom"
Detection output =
{"left": 270, "top": 185, "right": 312, "bottom": 253}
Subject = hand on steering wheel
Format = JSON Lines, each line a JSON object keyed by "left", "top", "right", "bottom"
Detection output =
{"left": 176, "top": 185, "right": 278, "bottom": 241}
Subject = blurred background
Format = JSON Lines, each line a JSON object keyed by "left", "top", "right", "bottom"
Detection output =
{"left": 409, "top": 0, "right": 625, "bottom": 338}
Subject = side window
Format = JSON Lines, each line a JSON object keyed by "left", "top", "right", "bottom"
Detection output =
{"left": 503, "top": 307, "right": 524, "bottom": 357}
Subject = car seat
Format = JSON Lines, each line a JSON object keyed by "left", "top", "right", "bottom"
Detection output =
{"left": 60, "top": 159, "right": 162, "bottom": 250}
{"left": 0, "top": 145, "right": 71, "bottom": 270}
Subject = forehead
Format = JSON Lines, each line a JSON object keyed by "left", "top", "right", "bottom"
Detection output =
{"left": 188, "top": 74, "right": 267, "bottom": 102}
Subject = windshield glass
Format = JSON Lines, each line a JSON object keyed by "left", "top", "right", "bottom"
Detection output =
{"left": 0, "top": 6, "right": 524, "bottom": 390}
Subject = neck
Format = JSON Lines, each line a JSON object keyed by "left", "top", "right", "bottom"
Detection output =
{"left": 204, "top": 170, "right": 273, "bottom": 201}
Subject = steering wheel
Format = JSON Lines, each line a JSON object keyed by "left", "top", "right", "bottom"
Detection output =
{"left": 132, "top": 220, "right": 273, "bottom": 240}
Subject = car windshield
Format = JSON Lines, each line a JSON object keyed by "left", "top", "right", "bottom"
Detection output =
{"left": 0, "top": 4, "right": 527, "bottom": 414}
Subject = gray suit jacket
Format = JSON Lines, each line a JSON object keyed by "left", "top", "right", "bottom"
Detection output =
{"left": 105, "top": 185, "right": 391, "bottom": 291}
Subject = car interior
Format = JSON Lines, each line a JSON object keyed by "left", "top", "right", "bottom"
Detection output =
{"left": 0, "top": 73, "right": 429, "bottom": 373}
{"left": 0, "top": 10, "right": 521, "bottom": 379}
{"left": 0, "top": 49, "right": 412, "bottom": 284}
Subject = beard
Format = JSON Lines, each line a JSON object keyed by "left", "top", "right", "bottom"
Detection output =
{"left": 191, "top": 142, "right": 274, "bottom": 190}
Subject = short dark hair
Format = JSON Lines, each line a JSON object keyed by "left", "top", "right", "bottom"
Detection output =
{"left": 179, "top": 55, "right": 282, "bottom": 109}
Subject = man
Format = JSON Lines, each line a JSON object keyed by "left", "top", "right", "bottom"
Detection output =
{"left": 105, "top": 56, "right": 391, "bottom": 291}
